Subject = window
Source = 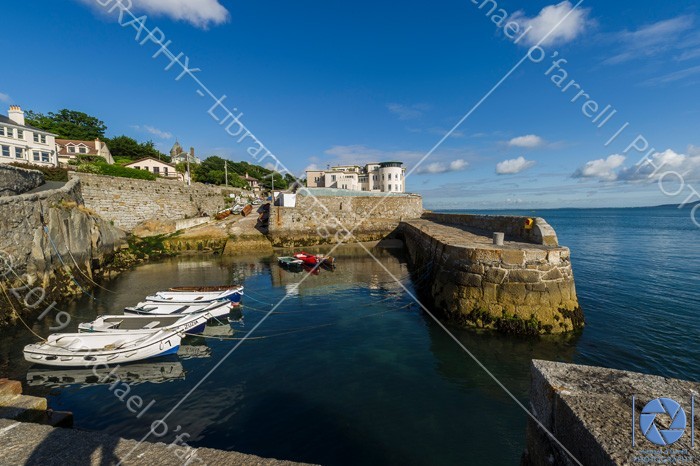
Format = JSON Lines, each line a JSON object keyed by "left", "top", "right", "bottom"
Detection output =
{"left": 331, "top": 175, "right": 336, "bottom": 182}
{"left": 41, "top": 152, "right": 50, "bottom": 162}
{"left": 0, "top": 127, "right": 4, "bottom": 137}
{"left": 388, "top": 173, "right": 392, "bottom": 180}
{"left": 33, "top": 133, "right": 47, "bottom": 144}
{"left": 68, "top": 146, "right": 76, "bottom": 153}
{"left": 134, "top": 166, "right": 140, "bottom": 170}
{"left": 14, "top": 147, "right": 23, "bottom": 158}
{"left": 78, "top": 146, "right": 88, "bottom": 154}
{"left": 153, "top": 167, "right": 160, "bottom": 174}
{"left": 33, "top": 151, "right": 40, "bottom": 161}
{"left": 164, "top": 167, "right": 169, "bottom": 176}
{"left": 17, "top": 130, "right": 23, "bottom": 139}
{"left": 395, "top": 184, "right": 399, "bottom": 191}
{"left": 1, "top": 145, "right": 9, "bottom": 157}
{"left": 4, "top": 128, "right": 13, "bottom": 138}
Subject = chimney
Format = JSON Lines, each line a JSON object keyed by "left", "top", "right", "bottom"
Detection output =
{"left": 189, "top": 147, "right": 195, "bottom": 157}
{"left": 95, "top": 138, "right": 101, "bottom": 151}
{"left": 8, "top": 106, "right": 25, "bottom": 126}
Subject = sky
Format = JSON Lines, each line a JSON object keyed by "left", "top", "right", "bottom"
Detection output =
{"left": 2, "top": 0, "right": 700, "bottom": 209}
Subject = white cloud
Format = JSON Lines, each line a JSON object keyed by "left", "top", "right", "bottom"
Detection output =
{"left": 507, "top": 134, "right": 545, "bottom": 148}
{"left": 386, "top": 103, "right": 429, "bottom": 120}
{"left": 304, "top": 164, "right": 320, "bottom": 172}
{"left": 688, "top": 145, "right": 700, "bottom": 156}
{"left": 511, "top": 1, "right": 591, "bottom": 47}
{"left": 0, "top": 93, "right": 10, "bottom": 104}
{"left": 132, "top": 125, "right": 173, "bottom": 139}
{"left": 496, "top": 156, "right": 536, "bottom": 175}
{"left": 604, "top": 16, "right": 694, "bottom": 65}
{"left": 416, "top": 159, "right": 468, "bottom": 175}
{"left": 617, "top": 149, "right": 700, "bottom": 182}
{"left": 572, "top": 154, "right": 626, "bottom": 181}
{"left": 81, "top": 0, "right": 229, "bottom": 28}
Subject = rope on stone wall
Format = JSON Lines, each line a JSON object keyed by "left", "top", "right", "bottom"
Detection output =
{"left": 0, "top": 282, "right": 47, "bottom": 343}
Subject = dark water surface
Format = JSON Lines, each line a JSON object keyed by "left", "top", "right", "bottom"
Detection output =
{"left": 1, "top": 206, "right": 698, "bottom": 465}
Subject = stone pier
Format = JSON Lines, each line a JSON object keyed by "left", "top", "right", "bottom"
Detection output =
{"left": 524, "top": 360, "right": 700, "bottom": 465}
{"left": 399, "top": 213, "right": 581, "bottom": 334}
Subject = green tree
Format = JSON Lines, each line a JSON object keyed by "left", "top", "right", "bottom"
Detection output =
{"left": 25, "top": 109, "right": 107, "bottom": 140}
{"left": 193, "top": 156, "right": 253, "bottom": 188}
{"left": 106, "top": 135, "right": 168, "bottom": 161}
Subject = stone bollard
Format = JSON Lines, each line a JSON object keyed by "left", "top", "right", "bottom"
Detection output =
{"left": 493, "top": 232, "right": 504, "bottom": 246}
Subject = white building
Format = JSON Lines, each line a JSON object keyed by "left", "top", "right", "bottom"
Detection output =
{"left": 306, "top": 162, "right": 406, "bottom": 193}
{"left": 0, "top": 106, "right": 58, "bottom": 167}
{"left": 56, "top": 138, "right": 114, "bottom": 166}
{"left": 125, "top": 157, "right": 182, "bottom": 180}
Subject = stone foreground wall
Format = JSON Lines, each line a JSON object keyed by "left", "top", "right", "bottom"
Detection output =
{"left": 0, "top": 178, "right": 126, "bottom": 323}
{"left": 69, "top": 173, "right": 229, "bottom": 231}
{"left": 0, "top": 165, "right": 44, "bottom": 197}
{"left": 268, "top": 192, "right": 423, "bottom": 247}
{"left": 524, "top": 360, "right": 700, "bottom": 465}
{"left": 422, "top": 212, "right": 559, "bottom": 246}
{"left": 400, "top": 218, "right": 581, "bottom": 334}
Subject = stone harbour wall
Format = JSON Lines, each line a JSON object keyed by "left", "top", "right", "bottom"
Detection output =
{"left": 422, "top": 212, "right": 559, "bottom": 246}
{"left": 0, "top": 178, "right": 126, "bottom": 324}
{"left": 69, "top": 173, "right": 229, "bottom": 231}
{"left": 400, "top": 218, "right": 581, "bottom": 334}
{"left": 268, "top": 191, "right": 423, "bottom": 247}
{"left": 0, "top": 165, "right": 44, "bottom": 197}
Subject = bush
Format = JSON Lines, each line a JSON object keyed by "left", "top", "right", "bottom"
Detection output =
{"left": 77, "top": 162, "right": 157, "bottom": 180}
{"left": 9, "top": 162, "right": 68, "bottom": 182}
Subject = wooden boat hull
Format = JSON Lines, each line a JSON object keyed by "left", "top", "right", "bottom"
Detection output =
{"left": 78, "top": 312, "right": 210, "bottom": 335}
{"left": 169, "top": 285, "right": 242, "bottom": 292}
{"left": 124, "top": 301, "right": 232, "bottom": 319}
{"left": 24, "top": 330, "right": 182, "bottom": 367}
{"left": 146, "top": 287, "right": 244, "bottom": 305}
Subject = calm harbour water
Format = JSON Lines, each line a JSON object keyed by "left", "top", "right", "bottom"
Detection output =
{"left": 0, "top": 206, "right": 698, "bottom": 465}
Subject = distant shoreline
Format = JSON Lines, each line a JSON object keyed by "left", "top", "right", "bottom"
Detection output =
{"left": 430, "top": 201, "right": 700, "bottom": 212}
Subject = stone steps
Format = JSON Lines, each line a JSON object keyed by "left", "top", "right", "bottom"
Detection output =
{"left": 0, "top": 378, "right": 73, "bottom": 428}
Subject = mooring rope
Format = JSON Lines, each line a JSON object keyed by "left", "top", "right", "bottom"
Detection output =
{"left": 0, "top": 282, "right": 47, "bottom": 342}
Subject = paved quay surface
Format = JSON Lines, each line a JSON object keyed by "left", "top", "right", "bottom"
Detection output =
{"left": 526, "top": 360, "right": 700, "bottom": 466}
{"left": 0, "top": 418, "right": 313, "bottom": 466}
{"left": 402, "top": 219, "right": 565, "bottom": 252}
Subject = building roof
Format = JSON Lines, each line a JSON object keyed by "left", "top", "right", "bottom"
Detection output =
{"left": 124, "top": 157, "right": 176, "bottom": 167}
{"left": 56, "top": 138, "right": 106, "bottom": 156}
{"left": 0, "top": 114, "right": 56, "bottom": 135}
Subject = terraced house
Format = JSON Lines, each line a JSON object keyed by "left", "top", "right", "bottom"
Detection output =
{"left": 0, "top": 106, "right": 57, "bottom": 167}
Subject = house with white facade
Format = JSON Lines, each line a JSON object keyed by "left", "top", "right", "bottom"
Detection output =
{"left": 0, "top": 106, "right": 58, "bottom": 167}
{"left": 125, "top": 157, "right": 182, "bottom": 180}
{"left": 56, "top": 138, "right": 114, "bottom": 166}
{"left": 306, "top": 162, "right": 406, "bottom": 193}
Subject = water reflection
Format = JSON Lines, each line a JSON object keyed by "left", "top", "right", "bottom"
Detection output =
{"left": 27, "top": 360, "right": 185, "bottom": 388}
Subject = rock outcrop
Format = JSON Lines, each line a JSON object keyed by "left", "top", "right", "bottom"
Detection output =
{"left": 0, "top": 175, "right": 126, "bottom": 325}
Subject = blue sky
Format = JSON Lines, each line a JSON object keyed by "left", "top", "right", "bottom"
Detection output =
{"left": 3, "top": 0, "right": 700, "bottom": 209}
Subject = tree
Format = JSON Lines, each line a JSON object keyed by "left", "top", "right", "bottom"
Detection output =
{"left": 193, "top": 156, "right": 251, "bottom": 188}
{"left": 25, "top": 109, "right": 107, "bottom": 140}
{"left": 107, "top": 135, "right": 168, "bottom": 161}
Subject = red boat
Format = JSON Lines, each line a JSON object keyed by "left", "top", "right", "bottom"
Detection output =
{"left": 293, "top": 252, "right": 319, "bottom": 266}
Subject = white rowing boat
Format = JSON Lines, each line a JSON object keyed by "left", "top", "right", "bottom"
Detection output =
{"left": 78, "top": 312, "right": 211, "bottom": 335}
{"left": 23, "top": 329, "right": 182, "bottom": 367}
{"left": 145, "top": 286, "right": 244, "bottom": 305}
{"left": 124, "top": 300, "right": 232, "bottom": 318}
